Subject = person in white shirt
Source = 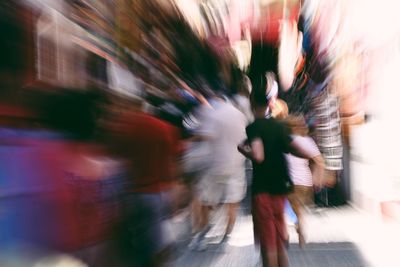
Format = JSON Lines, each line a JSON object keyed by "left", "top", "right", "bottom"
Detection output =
{"left": 233, "top": 75, "right": 253, "bottom": 124}
{"left": 189, "top": 94, "right": 247, "bottom": 250}
{"left": 284, "top": 115, "right": 325, "bottom": 248}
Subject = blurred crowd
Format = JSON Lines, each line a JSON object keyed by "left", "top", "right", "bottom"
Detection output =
{"left": 2, "top": 0, "right": 400, "bottom": 267}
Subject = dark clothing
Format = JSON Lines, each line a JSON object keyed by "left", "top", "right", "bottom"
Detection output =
{"left": 246, "top": 118, "right": 292, "bottom": 195}
{"left": 124, "top": 190, "right": 173, "bottom": 266}
{"left": 113, "top": 112, "right": 180, "bottom": 193}
{"left": 110, "top": 112, "right": 181, "bottom": 267}
{"left": 247, "top": 118, "right": 292, "bottom": 267}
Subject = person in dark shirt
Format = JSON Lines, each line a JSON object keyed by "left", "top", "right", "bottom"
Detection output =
{"left": 246, "top": 117, "right": 293, "bottom": 196}
{"left": 238, "top": 75, "right": 306, "bottom": 267}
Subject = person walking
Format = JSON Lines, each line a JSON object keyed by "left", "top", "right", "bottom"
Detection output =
{"left": 190, "top": 93, "right": 247, "bottom": 251}
{"left": 238, "top": 77, "right": 307, "bottom": 267}
{"left": 109, "top": 96, "right": 182, "bottom": 267}
{"left": 284, "top": 115, "right": 325, "bottom": 248}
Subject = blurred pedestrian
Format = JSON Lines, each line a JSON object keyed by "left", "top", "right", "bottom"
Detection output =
{"left": 238, "top": 76, "right": 309, "bottom": 267}
{"left": 284, "top": 115, "right": 325, "bottom": 248}
{"left": 109, "top": 95, "right": 182, "bottom": 267}
{"left": 181, "top": 101, "right": 213, "bottom": 238}
{"left": 189, "top": 93, "right": 247, "bottom": 251}
{"left": 233, "top": 75, "right": 253, "bottom": 124}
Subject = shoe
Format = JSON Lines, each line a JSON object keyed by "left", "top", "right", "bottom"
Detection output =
{"left": 219, "top": 234, "right": 229, "bottom": 244}
{"left": 194, "top": 237, "right": 208, "bottom": 251}
{"left": 217, "top": 235, "right": 230, "bottom": 253}
{"left": 189, "top": 225, "right": 211, "bottom": 251}
{"left": 188, "top": 233, "right": 201, "bottom": 250}
{"left": 188, "top": 233, "right": 208, "bottom": 251}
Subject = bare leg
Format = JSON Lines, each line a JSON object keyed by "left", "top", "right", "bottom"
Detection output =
{"left": 225, "top": 203, "right": 239, "bottom": 237}
{"left": 199, "top": 205, "right": 210, "bottom": 230}
{"left": 188, "top": 204, "right": 212, "bottom": 250}
{"left": 288, "top": 197, "right": 305, "bottom": 248}
{"left": 191, "top": 194, "right": 202, "bottom": 233}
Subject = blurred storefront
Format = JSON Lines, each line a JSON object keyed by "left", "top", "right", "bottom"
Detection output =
{"left": 335, "top": 0, "right": 400, "bottom": 221}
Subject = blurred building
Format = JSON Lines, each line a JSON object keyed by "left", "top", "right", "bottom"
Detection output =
{"left": 330, "top": 0, "right": 400, "bottom": 222}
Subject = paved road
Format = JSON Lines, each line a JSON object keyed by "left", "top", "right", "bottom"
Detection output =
{"left": 169, "top": 204, "right": 399, "bottom": 267}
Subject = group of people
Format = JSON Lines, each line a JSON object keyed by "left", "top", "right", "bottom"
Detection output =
{"left": 0, "top": 71, "right": 324, "bottom": 267}
{"left": 0, "top": 70, "right": 325, "bottom": 267}
{"left": 181, "top": 73, "right": 325, "bottom": 267}
{"left": 31, "top": 73, "right": 323, "bottom": 267}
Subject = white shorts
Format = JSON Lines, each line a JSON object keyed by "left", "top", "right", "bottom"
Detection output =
{"left": 198, "top": 171, "right": 246, "bottom": 205}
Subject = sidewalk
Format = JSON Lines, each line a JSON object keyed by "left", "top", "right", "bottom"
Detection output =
{"left": 302, "top": 206, "right": 400, "bottom": 267}
{"left": 169, "top": 204, "right": 400, "bottom": 267}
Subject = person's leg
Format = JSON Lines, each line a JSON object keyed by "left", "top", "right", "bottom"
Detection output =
{"left": 154, "top": 189, "right": 180, "bottom": 266}
{"left": 152, "top": 247, "right": 171, "bottom": 267}
{"left": 276, "top": 238, "right": 289, "bottom": 267}
{"left": 223, "top": 174, "right": 246, "bottom": 239}
{"left": 287, "top": 188, "right": 305, "bottom": 248}
{"left": 225, "top": 202, "right": 239, "bottom": 237}
{"left": 189, "top": 177, "right": 213, "bottom": 250}
{"left": 124, "top": 194, "right": 149, "bottom": 266}
{"left": 188, "top": 204, "right": 211, "bottom": 250}
{"left": 125, "top": 193, "right": 166, "bottom": 267}
{"left": 194, "top": 176, "right": 214, "bottom": 234}
{"left": 272, "top": 195, "right": 289, "bottom": 267}
{"left": 293, "top": 185, "right": 315, "bottom": 248}
{"left": 253, "top": 194, "right": 279, "bottom": 267}
{"left": 190, "top": 193, "right": 202, "bottom": 233}
{"left": 199, "top": 204, "right": 211, "bottom": 230}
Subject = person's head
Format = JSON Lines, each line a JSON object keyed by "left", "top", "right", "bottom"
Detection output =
{"left": 237, "top": 75, "right": 252, "bottom": 97}
{"left": 265, "top": 72, "right": 279, "bottom": 108}
{"left": 250, "top": 72, "right": 278, "bottom": 116}
{"left": 270, "top": 99, "right": 289, "bottom": 119}
{"left": 284, "top": 115, "right": 309, "bottom": 136}
{"left": 250, "top": 74, "right": 268, "bottom": 116}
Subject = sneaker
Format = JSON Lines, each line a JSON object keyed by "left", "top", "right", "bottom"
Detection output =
{"left": 217, "top": 235, "right": 230, "bottom": 253}
{"left": 219, "top": 234, "right": 230, "bottom": 244}
{"left": 188, "top": 233, "right": 209, "bottom": 251}
{"left": 188, "top": 233, "right": 201, "bottom": 250}
{"left": 195, "top": 238, "right": 208, "bottom": 251}
{"left": 189, "top": 225, "right": 211, "bottom": 251}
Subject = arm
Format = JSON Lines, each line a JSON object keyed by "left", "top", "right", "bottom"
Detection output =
{"left": 309, "top": 154, "right": 325, "bottom": 188}
{"left": 238, "top": 138, "right": 264, "bottom": 163}
{"left": 286, "top": 133, "right": 318, "bottom": 159}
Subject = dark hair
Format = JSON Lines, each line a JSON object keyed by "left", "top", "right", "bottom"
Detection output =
{"left": 236, "top": 74, "right": 251, "bottom": 97}
{"left": 250, "top": 75, "right": 268, "bottom": 107}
